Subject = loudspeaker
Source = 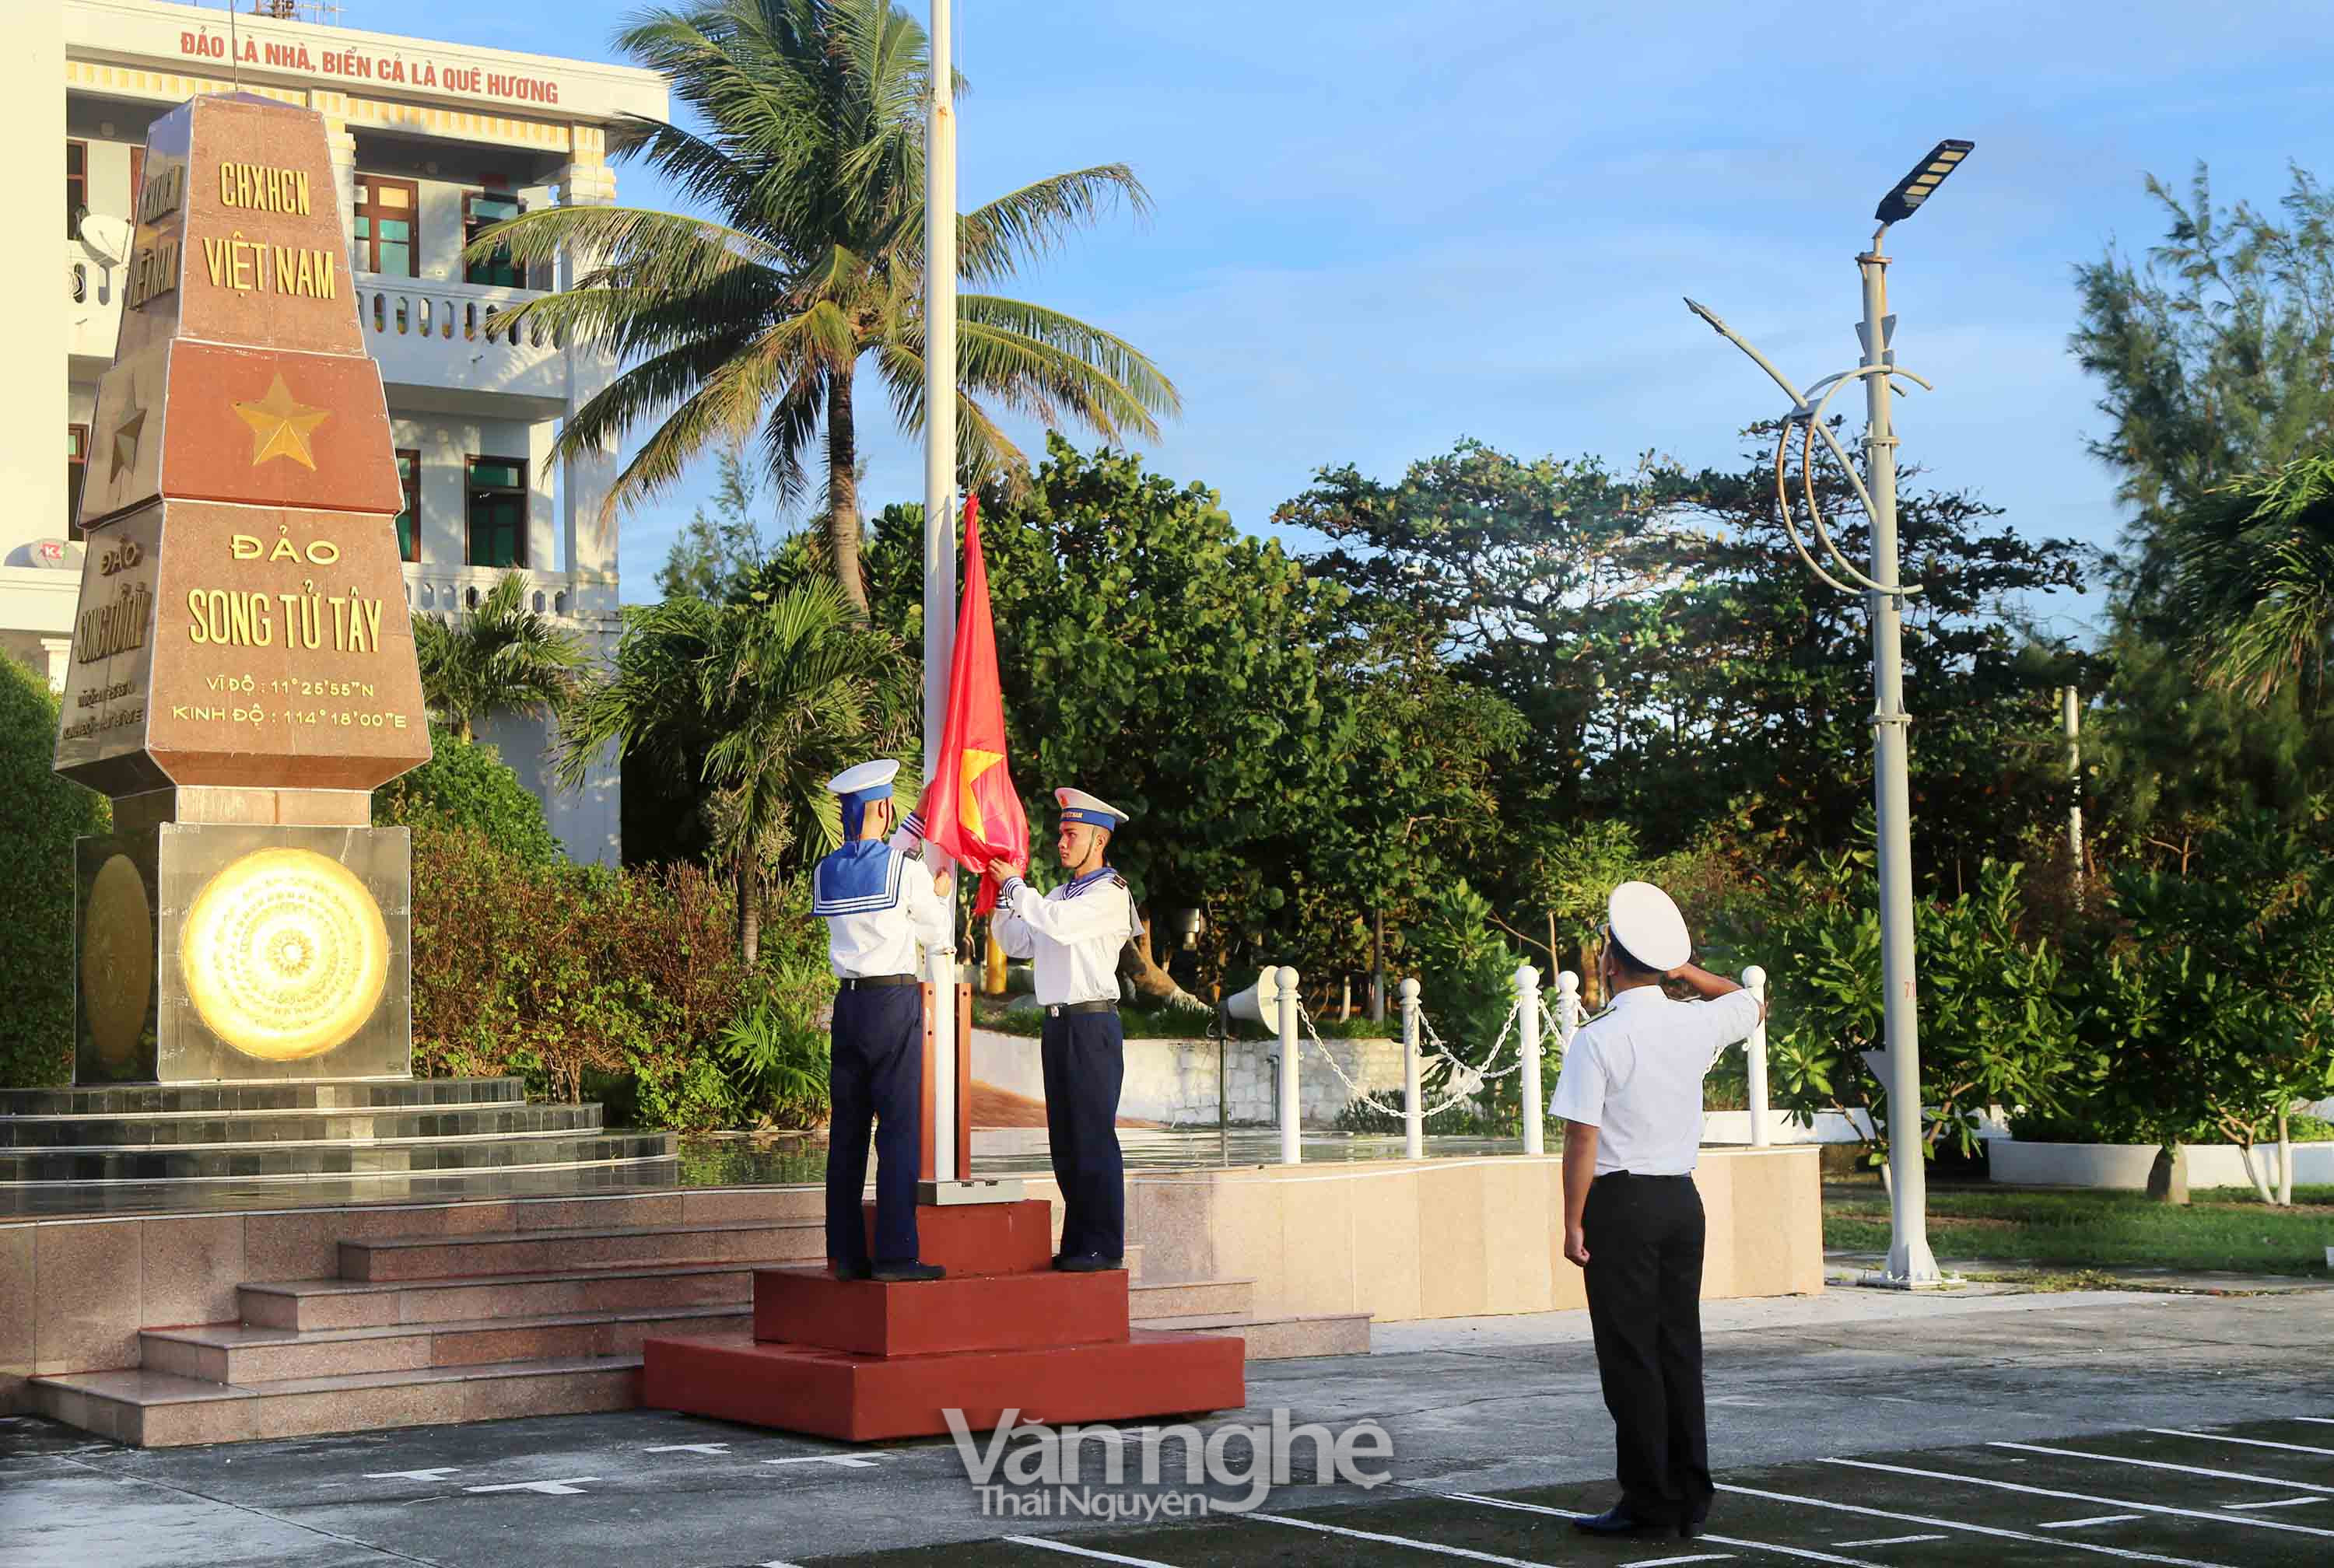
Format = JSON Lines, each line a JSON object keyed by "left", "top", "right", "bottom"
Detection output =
{"left": 1223, "top": 968, "right": 1279, "bottom": 1026}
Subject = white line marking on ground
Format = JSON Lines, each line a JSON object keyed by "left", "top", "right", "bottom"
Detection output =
{"left": 761, "top": 1454, "right": 880, "bottom": 1468}
{"left": 2291, "top": 1418, "right": 2334, "bottom": 1428}
{"left": 1989, "top": 1440, "right": 2334, "bottom": 1496}
{"left": 1448, "top": 1493, "right": 1880, "bottom": 1566}
{"left": 1004, "top": 1536, "right": 1180, "bottom": 1567}
{"left": 1249, "top": 1510, "right": 1557, "bottom": 1566}
{"left": 1620, "top": 1555, "right": 1734, "bottom": 1566}
{"left": 1835, "top": 1538, "right": 1947, "bottom": 1548}
{"left": 1824, "top": 1458, "right": 2334, "bottom": 1540}
{"left": 363, "top": 1467, "right": 461, "bottom": 1482}
{"left": 2225, "top": 1497, "right": 2329, "bottom": 1510}
{"left": 2149, "top": 1428, "right": 2334, "bottom": 1458}
{"left": 2040, "top": 1516, "right": 2145, "bottom": 1529}
{"left": 462, "top": 1476, "right": 599, "bottom": 1496}
{"left": 1708, "top": 1396, "right": 1767, "bottom": 1407}
{"left": 1716, "top": 1481, "right": 2233, "bottom": 1567}
{"left": 645, "top": 1442, "right": 731, "bottom": 1454}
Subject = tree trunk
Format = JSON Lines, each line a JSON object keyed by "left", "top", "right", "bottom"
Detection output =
{"left": 2276, "top": 1107, "right": 2293, "bottom": 1206}
{"left": 1369, "top": 907, "right": 1386, "bottom": 1024}
{"left": 825, "top": 372, "right": 869, "bottom": 621}
{"left": 1119, "top": 908, "right": 1206, "bottom": 1011}
{"left": 738, "top": 857, "right": 762, "bottom": 967}
{"left": 457, "top": 716, "right": 475, "bottom": 744}
{"left": 2145, "top": 1143, "right": 2189, "bottom": 1204}
{"left": 2236, "top": 1139, "right": 2274, "bottom": 1206}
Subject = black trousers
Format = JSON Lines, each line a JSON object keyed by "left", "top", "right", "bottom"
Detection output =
{"left": 1039, "top": 1010, "right": 1126, "bottom": 1259}
{"left": 1582, "top": 1172, "right": 1711, "bottom": 1526}
{"left": 825, "top": 985, "right": 923, "bottom": 1269}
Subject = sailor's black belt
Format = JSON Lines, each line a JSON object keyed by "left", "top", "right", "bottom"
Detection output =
{"left": 1593, "top": 1170, "right": 1693, "bottom": 1185}
{"left": 838, "top": 974, "right": 919, "bottom": 990}
{"left": 1045, "top": 1000, "right": 1118, "bottom": 1017}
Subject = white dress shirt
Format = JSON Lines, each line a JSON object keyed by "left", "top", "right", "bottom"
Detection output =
{"left": 822, "top": 851, "right": 955, "bottom": 978}
{"left": 991, "top": 869, "right": 1139, "bottom": 1006}
{"left": 1547, "top": 985, "right": 1762, "bottom": 1176}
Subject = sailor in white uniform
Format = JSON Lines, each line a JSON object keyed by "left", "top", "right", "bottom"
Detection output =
{"left": 1548, "top": 880, "right": 1766, "bottom": 1541}
{"left": 812, "top": 761, "right": 955, "bottom": 1283}
{"left": 989, "top": 788, "right": 1142, "bottom": 1271}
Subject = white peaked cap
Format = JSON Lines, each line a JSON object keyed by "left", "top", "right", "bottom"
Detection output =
{"left": 1607, "top": 880, "right": 1691, "bottom": 971}
{"left": 1054, "top": 787, "right": 1129, "bottom": 825}
{"left": 827, "top": 758, "right": 901, "bottom": 797}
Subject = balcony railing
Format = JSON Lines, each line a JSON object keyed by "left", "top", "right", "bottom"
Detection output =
{"left": 359, "top": 278, "right": 574, "bottom": 401}
{"left": 404, "top": 566, "right": 584, "bottom": 622}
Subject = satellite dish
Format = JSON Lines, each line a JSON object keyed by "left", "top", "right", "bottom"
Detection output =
{"left": 78, "top": 213, "right": 131, "bottom": 267}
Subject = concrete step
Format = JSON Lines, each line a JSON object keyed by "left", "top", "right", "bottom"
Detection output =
{"left": 0, "top": 1129, "right": 672, "bottom": 1185}
{"left": 0, "top": 1101, "right": 604, "bottom": 1150}
{"left": 1130, "top": 1309, "right": 1372, "bottom": 1360}
{"left": 338, "top": 1220, "right": 827, "bottom": 1281}
{"left": 0, "top": 1076, "right": 529, "bottom": 1117}
{"left": 1127, "top": 1276, "right": 1254, "bottom": 1318}
{"left": 240, "top": 1262, "right": 759, "bottom": 1331}
{"left": 30, "top": 1355, "right": 640, "bottom": 1447}
{"left": 142, "top": 1304, "right": 751, "bottom": 1384}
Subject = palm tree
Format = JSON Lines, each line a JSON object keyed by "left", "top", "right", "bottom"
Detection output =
{"left": 471, "top": 0, "right": 1179, "bottom": 618}
{"left": 559, "top": 578, "right": 914, "bottom": 961}
{"left": 412, "top": 571, "right": 589, "bottom": 743}
{"left": 2166, "top": 451, "right": 2334, "bottom": 719}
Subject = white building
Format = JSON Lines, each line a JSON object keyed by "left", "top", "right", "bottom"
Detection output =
{"left": 3, "top": 0, "right": 668, "bottom": 863}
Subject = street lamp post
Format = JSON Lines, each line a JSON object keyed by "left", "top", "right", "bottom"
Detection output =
{"left": 1684, "top": 138, "right": 1972, "bottom": 1286}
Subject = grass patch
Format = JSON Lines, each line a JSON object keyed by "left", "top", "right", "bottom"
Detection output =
{"left": 1824, "top": 1184, "right": 2334, "bottom": 1276}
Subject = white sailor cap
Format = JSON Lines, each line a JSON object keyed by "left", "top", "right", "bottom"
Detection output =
{"left": 1606, "top": 880, "right": 1691, "bottom": 972}
{"left": 1055, "top": 787, "right": 1129, "bottom": 830}
{"left": 827, "top": 759, "right": 900, "bottom": 801}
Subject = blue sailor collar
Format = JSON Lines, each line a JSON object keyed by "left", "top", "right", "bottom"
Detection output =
{"left": 813, "top": 842, "right": 906, "bottom": 916}
{"left": 1062, "top": 866, "right": 1125, "bottom": 898}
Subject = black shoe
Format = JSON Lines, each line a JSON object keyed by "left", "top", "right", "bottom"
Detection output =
{"left": 1573, "top": 1507, "right": 1666, "bottom": 1538}
{"left": 1680, "top": 1519, "right": 1707, "bottom": 1539}
{"left": 832, "top": 1261, "right": 872, "bottom": 1281}
{"left": 1052, "top": 1253, "right": 1123, "bottom": 1273}
{"left": 870, "top": 1261, "right": 946, "bottom": 1283}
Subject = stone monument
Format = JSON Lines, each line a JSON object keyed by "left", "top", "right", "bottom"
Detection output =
{"left": 56, "top": 92, "right": 430, "bottom": 1086}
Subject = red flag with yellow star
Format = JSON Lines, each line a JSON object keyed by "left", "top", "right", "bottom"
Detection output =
{"left": 916, "top": 496, "right": 1028, "bottom": 915}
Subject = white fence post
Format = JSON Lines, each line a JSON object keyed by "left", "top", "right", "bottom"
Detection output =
{"left": 1556, "top": 970, "right": 1582, "bottom": 1052}
{"left": 1743, "top": 965, "right": 1771, "bottom": 1148}
{"left": 1516, "top": 964, "right": 1544, "bottom": 1155}
{"left": 1277, "top": 966, "right": 1303, "bottom": 1166}
{"left": 1399, "top": 977, "right": 1423, "bottom": 1160}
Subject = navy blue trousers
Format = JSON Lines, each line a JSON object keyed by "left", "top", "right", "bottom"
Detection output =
{"left": 825, "top": 985, "right": 923, "bottom": 1269}
{"left": 1040, "top": 1010, "right": 1126, "bottom": 1259}
{"left": 1582, "top": 1173, "right": 1711, "bottom": 1527}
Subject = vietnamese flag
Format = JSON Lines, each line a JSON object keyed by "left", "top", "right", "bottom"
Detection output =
{"left": 916, "top": 495, "right": 1029, "bottom": 915}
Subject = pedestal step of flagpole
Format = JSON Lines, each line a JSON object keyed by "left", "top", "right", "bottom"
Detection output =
{"left": 640, "top": 1328, "right": 1246, "bottom": 1442}
{"left": 754, "top": 1264, "right": 1131, "bottom": 1357}
{"left": 860, "top": 1197, "right": 1056, "bottom": 1276}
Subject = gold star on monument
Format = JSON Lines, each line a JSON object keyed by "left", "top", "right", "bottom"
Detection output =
{"left": 233, "top": 373, "right": 330, "bottom": 471}
{"left": 109, "top": 400, "right": 146, "bottom": 481}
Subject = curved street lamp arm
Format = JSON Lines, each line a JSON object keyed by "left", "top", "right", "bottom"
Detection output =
{"left": 1771, "top": 422, "right": 1869, "bottom": 598}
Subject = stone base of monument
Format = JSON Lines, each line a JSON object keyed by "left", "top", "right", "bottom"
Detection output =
{"left": 0, "top": 1075, "right": 675, "bottom": 1217}
{"left": 640, "top": 1199, "right": 1246, "bottom": 1441}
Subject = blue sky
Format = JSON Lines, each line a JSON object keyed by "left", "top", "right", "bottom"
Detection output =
{"left": 437, "top": 0, "right": 2334, "bottom": 637}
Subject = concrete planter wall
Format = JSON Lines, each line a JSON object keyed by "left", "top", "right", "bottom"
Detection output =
{"left": 970, "top": 1027, "right": 1407, "bottom": 1127}
{"left": 1989, "top": 1139, "right": 2334, "bottom": 1190}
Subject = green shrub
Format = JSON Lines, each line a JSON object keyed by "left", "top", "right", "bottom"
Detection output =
{"left": 0, "top": 657, "right": 107, "bottom": 1088}
{"left": 408, "top": 824, "right": 830, "bottom": 1129}
{"left": 376, "top": 727, "right": 562, "bottom": 863}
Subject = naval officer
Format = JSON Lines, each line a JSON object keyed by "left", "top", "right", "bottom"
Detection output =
{"left": 987, "top": 789, "right": 1142, "bottom": 1272}
{"left": 812, "top": 761, "right": 955, "bottom": 1283}
{"left": 1548, "top": 880, "right": 1766, "bottom": 1541}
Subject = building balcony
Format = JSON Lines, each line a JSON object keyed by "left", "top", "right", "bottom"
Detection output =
{"left": 402, "top": 565, "right": 608, "bottom": 629}
{"left": 362, "top": 279, "right": 575, "bottom": 413}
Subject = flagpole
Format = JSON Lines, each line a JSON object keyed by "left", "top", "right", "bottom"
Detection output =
{"left": 922, "top": 0, "right": 960, "bottom": 1183}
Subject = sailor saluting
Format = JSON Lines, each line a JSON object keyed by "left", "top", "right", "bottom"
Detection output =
{"left": 1549, "top": 879, "right": 1767, "bottom": 1542}
{"left": 812, "top": 760, "right": 955, "bottom": 1283}
{"left": 988, "top": 788, "right": 1142, "bottom": 1272}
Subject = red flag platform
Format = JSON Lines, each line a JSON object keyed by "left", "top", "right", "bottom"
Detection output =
{"left": 640, "top": 1200, "right": 1246, "bottom": 1441}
